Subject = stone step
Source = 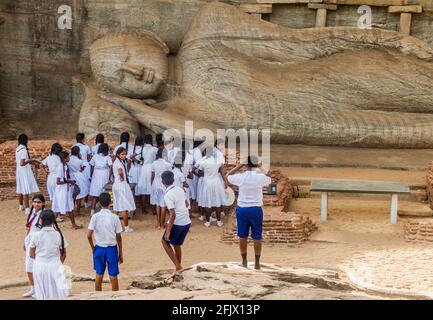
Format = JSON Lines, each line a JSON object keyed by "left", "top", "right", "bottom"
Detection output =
{"left": 398, "top": 207, "right": 433, "bottom": 217}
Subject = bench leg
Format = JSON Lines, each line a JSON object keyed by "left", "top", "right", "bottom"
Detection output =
{"left": 321, "top": 192, "right": 328, "bottom": 222}
{"left": 391, "top": 194, "right": 398, "bottom": 224}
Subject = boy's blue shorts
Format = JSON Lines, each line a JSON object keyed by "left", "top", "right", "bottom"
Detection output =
{"left": 162, "top": 223, "right": 191, "bottom": 246}
{"left": 236, "top": 206, "right": 263, "bottom": 240}
{"left": 93, "top": 245, "right": 119, "bottom": 277}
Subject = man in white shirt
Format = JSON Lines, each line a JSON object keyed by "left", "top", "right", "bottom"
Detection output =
{"left": 87, "top": 193, "right": 123, "bottom": 291}
{"left": 226, "top": 156, "right": 271, "bottom": 270}
{"left": 161, "top": 170, "right": 192, "bottom": 279}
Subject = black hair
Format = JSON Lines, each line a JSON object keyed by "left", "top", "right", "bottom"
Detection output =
{"left": 156, "top": 133, "right": 164, "bottom": 148}
{"left": 144, "top": 134, "right": 153, "bottom": 145}
{"left": 215, "top": 138, "right": 225, "bottom": 148}
{"left": 50, "top": 143, "right": 63, "bottom": 156}
{"left": 18, "top": 134, "right": 30, "bottom": 159}
{"left": 133, "top": 136, "right": 144, "bottom": 154}
{"left": 71, "top": 146, "right": 81, "bottom": 158}
{"left": 116, "top": 146, "right": 127, "bottom": 158}
{"left": 99, "top": 192, "right": 111, "bottom": 207}
{"left": 161, "top": 170, "right": 174, "bottom": 186}
{"left": 116, "top": 147, "right": 129, "bottom": 183}
{"left": 193, "top": 139, "right": 203, "bottom": 149}
{"left": 26, "top": 193, "right": 46, "bottom": 227}
{"left": 95, "top": 133, "right": 104, "bottom": 145}
{"left": 120, "top": 132, "right": 130, "bottom": 154}
{"left": 40, "top": 210, "right": 65, "bottom": 256}
{"left": 76, "top": 133, "right": 85, "bottom": 144}
{"left": 59, "top": 151, "right": 70, "bottom": 165}
{"left": 155, "top": 148, "right": 164, "bottom": 160}
{"left": 59, "top": 151, "right": 70, "bottom": 181}
{"left": 247, "top": 155, "right": 260, "bottom": 168}
{"left": 97, "top": 143, "right": 109, "bottom": 156}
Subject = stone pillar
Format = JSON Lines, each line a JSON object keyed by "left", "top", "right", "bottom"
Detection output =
{"left": 316, "top": 8, "right": 327, "bottom": 27}
{"left": 308, "top": 3, "right": 338, "bottom": 28}
{"left": 388, "top": 5, "right": 423, "bottom": 36}
{"left": 399, "top": 13, "right": 412, "bottom": 35}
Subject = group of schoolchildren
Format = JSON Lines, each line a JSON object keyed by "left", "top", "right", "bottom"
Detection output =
{"left": 16, "top": 131, "right": 236, "bottom": 300}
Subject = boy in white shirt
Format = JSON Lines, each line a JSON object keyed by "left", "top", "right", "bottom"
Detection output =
{"left": 87, "top": 193, "right": 123, "bottom": 291}
{"left": 226, "top": 156, "right": 271, "bottom": 270}
{"left": 161, "top": 170, "right": 191, "bottom": 279}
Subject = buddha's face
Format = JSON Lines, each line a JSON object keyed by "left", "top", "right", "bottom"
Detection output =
{"left": 90, "top": 33, "right": 169, "bottom": 99}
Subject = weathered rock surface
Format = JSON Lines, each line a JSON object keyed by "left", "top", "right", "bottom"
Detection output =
{"left": 66, "top": 262, "right": 391, "bottom": 300}
{"left": 94, "top": 3, "right": 433, "bottom": 147}
{"left": 1, "top": 1, "right": 433, "bottom": 144}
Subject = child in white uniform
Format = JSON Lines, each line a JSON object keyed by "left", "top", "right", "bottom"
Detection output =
{"left": 182, "top": 143, "right": 194, "bottom": 205}
{"left": 197, "top": 153, "right": 226, "bottom": 228}
{"left": 136, "top": 134, "right": 158, "bottom": 214}
{"left": 73, "top": 133, "right": 92, "bottom": 208}
{"left": 91, "top": 133, "right": 105, "bottom": 156}
{"left": 41, "top": 143, "right": 62, "bottom": 201}
{"left": 129, "top": 136, "right": 144, "bottom": 186}
{"left": 89, "top": 143, "right": 113, "bottom": 215}
{"left": 151, "top": 148, "right": 172, "bottom": 229}
{"left": 113, "top": 132, "right": 133, "bottom": 158}
{"left": 113, "top": 147, "right": 136, "bottom": 233}
{"left": 22, "top": 194, "right": 45, "bottom": 298}
{"left": 51, "top": 151, "right": 82, "bottom": 229}
{"left": 30, "top": 210, "right": 69, "bottom": 300}
{"left": 16, "top": 134, "right": 40, "bottom": 215}
{"left": 69, "top": 146, "right": 90, "bottom": 215}
{"left": 161, "top": 171, "right": 192, "bottom": 278}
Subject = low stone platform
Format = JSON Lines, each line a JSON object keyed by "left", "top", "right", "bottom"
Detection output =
{"left": 222, "top": 208, "right": 317, "bottom": 245}
{"left": 404, "top": 218, "right": 433, "bottom": 242}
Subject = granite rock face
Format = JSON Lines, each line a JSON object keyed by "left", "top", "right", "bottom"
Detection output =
{"left": 1, "top": 1, "right": 433, "bottom": 146}
{"left": 88, "top": 3, "right": 433, "bottom": 147}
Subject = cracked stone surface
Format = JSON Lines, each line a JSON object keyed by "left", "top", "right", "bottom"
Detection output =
{"left": 65, "top": 262, "right": 400, "bottom": 300}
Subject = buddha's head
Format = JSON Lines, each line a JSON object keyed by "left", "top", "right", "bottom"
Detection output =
{"left": 90, "top": 32, "right": 169, "bottom": 98}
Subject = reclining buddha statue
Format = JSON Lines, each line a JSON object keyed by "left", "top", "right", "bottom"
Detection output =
{"left": 78, "top": 2, "right": 433, "bottom": 148}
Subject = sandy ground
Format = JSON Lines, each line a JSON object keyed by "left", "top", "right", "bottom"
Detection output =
{"left": 0, "top": 167, "right": 431, "bottom": 299}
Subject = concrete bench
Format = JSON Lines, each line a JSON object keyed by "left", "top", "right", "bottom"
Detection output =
{"left": 310, "top": 179, "right": 410, "bottom": 224}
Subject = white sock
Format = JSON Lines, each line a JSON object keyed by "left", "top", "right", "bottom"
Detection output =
{"left": 24, "top": 208, "right": 31, "bottom": 215}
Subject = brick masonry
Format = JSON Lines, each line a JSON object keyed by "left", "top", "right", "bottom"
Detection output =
{"left": 404, "top": 218, "right": 433, "bottom": 242}
{"left": 0, "top": 140, "right": 79, "bottom": 201}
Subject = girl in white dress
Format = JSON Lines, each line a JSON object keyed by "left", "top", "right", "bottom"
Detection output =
{"left": 197, "top": 151, "right": 226, "bottom": 228}
{"left": 51, "top": 151, "right": 82, "bottom": 229}
{"left": 113, "top": 147, "right": 136, "bottom": 233}
{"left": 91, "top": 133, "right": 105, "bottom": 156}
{"left": 136, "top": 134, "right": 158, "bottom": 214}
{"left": 192, "top": 142, "right": 205, "bottom": 219}
{"left": 113, "top": 132, "right": 134, "bottom": 181}
{"left": 182, "top": 142, "right": 195, "bottom": 204}
{"left": 16, "top": 134, "right": 40, "bottom": 215}
{"left": 41, "top": 143, "right": 62, "bottom": 202}
{"left": 89, "top": 143, "right": 113, "bottom": 215}
{"left": 151, "top": 148, "right": 172, "bottom": 229}
{"left": 129, "top": 136, "right": 144, "bottom": 187}
{"left": 22, "top": 193, "right": 45, "bottom": 298}
{"left": 73, "top": 133, "right": 92, "bottom": 208}
{"left": 29, "top": 210, "right": 69, "bottom": 300}
{"left": 69, "top": 146, "right": 90, "bottom": 215}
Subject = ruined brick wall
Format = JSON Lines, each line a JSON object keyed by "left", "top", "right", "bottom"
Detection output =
{"left": 404, "top": 218, "right": 433, "bottom": 242}
{"left": 222, "top": 210, "right": 317, "bottom": 245}
{"left": 0, "top": 140, "right": 77, "bottom": 201}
